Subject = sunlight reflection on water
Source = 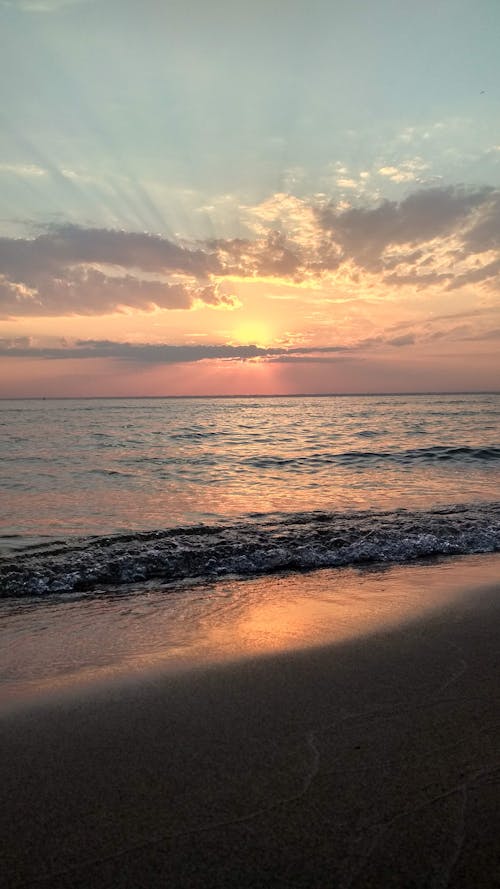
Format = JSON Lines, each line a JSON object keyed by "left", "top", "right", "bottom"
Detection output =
{"left": 1, "top": 394, "right": 499, "bottom": 542}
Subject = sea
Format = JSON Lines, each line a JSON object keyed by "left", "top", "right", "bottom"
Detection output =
{"left": 1, "top": 393, "right": 500, "bottom": 699}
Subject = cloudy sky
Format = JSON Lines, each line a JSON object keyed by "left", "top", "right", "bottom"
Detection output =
{"left": 1, "top": 0, "right": 499, "bottom": 395}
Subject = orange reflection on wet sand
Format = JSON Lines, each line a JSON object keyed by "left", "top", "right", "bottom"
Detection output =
{"left": 2, "top": 554, "right": 500, "bottom": 711}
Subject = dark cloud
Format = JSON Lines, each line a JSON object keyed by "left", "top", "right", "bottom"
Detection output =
{"left": 462, "top": 327, "right": 500, "bottom": 342}
{"left": 0, "top": 186, "right": 499, "bottom": 318}
{"left": 427, "top": 325, "right": 471, "bottom": 341}
{"left": 445, "top": 258, "right": 500, "bottom": 290}
{"left": 317, "top": 186, "right": 493, "bottom": 269}
{"left": 386, "top": 333, "right": 416, "bottom": 347}
{"left": 0, "top": 338, "right": 351, "bottom": 363}
{"left": 213, "top": 231, "right": 302, "bottom": 279}
{"left": 47, "top": 225, "right": 218, "bottom": 275}
{"left": 381, "top": 249, "right": 424, "bottom": 270}
{"left": 264, "top": 355, "right": 352, "bottom": 364}
{"left": 382, "top": 270, "right": 452, "bottom": 288}
{"left": 0, "top": 270, "right": 230, "bottom": 317}
{"left": 464, "top": 192, "right": 500, "bottom": 253}
{"left": 0, "top": 225, "right": 217, "bottom": 280}
{"left": 0, "top": 224, "right": 226, "bottom": 317}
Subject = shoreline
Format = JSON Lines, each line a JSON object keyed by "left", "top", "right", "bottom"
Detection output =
{"left": 2, "top": 563, "right": 500, "bottom": 887}
{"left": 2, "top": 554, "right": 500, "bottom": 710}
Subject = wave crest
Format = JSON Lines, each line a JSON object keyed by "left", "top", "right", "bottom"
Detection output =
{"left": 1, "top": 502, "right": 499, "bottom": 599}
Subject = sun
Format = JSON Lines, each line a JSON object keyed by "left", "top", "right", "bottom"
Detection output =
{"left": 232, "top": 320, "right": 273, "bottom": 346}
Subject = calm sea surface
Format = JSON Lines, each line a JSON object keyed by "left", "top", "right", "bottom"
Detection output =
{"left": 1, "top": 393, "right": 499, "bottom": 597}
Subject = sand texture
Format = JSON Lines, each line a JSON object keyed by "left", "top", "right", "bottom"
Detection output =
{"left": 1, "top": 582, "right": 499, "bottom": 888}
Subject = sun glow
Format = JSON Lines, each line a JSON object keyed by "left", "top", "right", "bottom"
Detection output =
{"left": 231, "top": 320, "right": 273, "bottom": 346}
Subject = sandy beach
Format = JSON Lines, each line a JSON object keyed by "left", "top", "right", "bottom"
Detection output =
{"left": 1, "top": 560, "right": 499, "bottom": 888}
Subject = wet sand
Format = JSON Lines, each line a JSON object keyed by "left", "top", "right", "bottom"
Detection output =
{"left": 1, "top": 571, "right": 500, "bottom": 888}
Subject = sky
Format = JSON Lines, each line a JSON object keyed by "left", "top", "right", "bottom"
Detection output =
{"left": 0, "top": 0, "right": 499, "bottom": 396}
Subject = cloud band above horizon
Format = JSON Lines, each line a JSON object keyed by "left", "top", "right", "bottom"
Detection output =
{"left": 1, "top": 185, "right": 499, "bottom": 320}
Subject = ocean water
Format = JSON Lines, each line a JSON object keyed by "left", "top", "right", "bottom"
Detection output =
{"left": 1, "top": 393, "right": 499, "bottom": 598}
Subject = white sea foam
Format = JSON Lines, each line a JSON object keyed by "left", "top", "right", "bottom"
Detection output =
{"left": 1, "top": 502, "right": 499, "bottom": 598}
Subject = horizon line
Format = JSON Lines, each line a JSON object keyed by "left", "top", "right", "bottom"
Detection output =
{"left": 1, "top": 390, "right": 499, "bottom": 401}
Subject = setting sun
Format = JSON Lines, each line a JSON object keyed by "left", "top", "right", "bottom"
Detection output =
{"left": 231, "top": 319, "right": 273, "bottom": 346}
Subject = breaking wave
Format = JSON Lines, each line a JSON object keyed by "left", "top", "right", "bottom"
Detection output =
{"left": 1, "top": 502, "right": 499, "bottom": 599}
